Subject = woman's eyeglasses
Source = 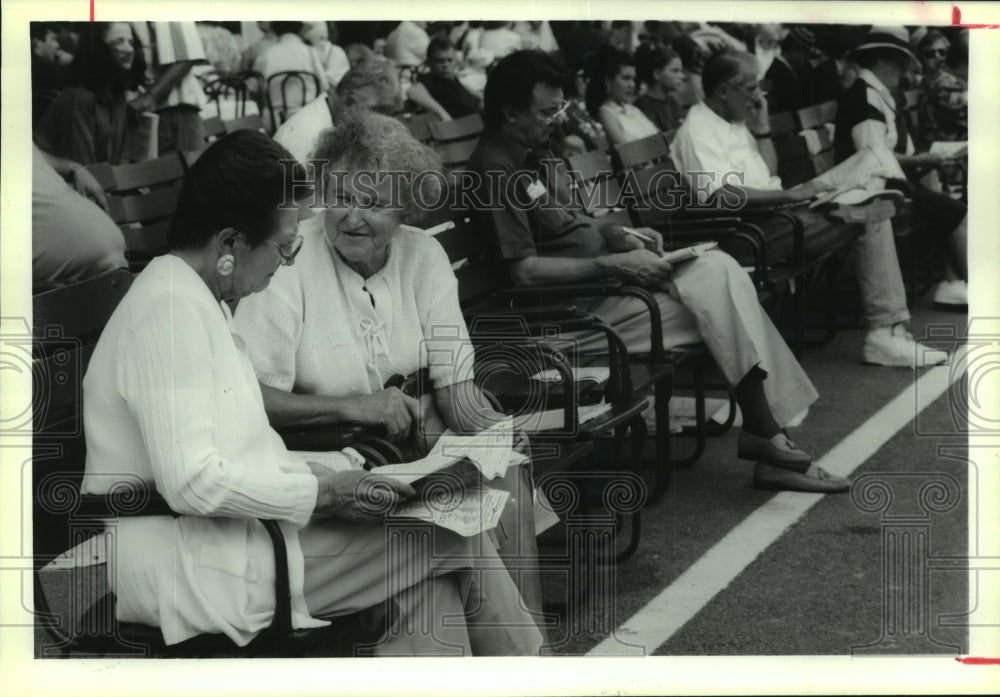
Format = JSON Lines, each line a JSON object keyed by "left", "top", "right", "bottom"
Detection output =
{"left": 923, "top": 48, "right": 948, "bottom": 58}
{"left": 268, "top": 234, "right": 304, "bottom": 265}
{"left": 531, "top": 100, "right": 571, "bottom": 125}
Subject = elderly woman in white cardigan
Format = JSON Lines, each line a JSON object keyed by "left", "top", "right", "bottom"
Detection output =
{"left": 232, "top": 109, "right": 545, "bottom": 627}
{"left": 81, "top": 130, "right": 541, "bottom": 655}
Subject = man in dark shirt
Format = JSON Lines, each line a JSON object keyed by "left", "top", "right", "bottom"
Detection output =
{"left": 465, "top": 49, "right": 848, "bottom": 494}
{"left": 763, "top": 26, "right": 818, "bottom": 114}
{"left": 407, "top": 36, "right": 481, "bottom": 120}
{"left": 834, "top": 25, "right": 967, "bottom": 308}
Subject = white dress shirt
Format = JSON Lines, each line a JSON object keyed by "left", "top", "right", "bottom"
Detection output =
{"left": 670, "top": 101, "right": 782, "bottom": 203}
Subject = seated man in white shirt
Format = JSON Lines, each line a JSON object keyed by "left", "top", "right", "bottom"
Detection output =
{"left": 670, "top": 51, "right": 946, "bottom": 369}
{"left": 273, "top": 60, "right": 402, "bottom": 166}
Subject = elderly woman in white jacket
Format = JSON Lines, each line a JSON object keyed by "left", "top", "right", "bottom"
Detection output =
{"left": 81, "top": 130, "right": 541, "bottom": 655}
{"left": 232, "top": 109, "right": 546, "bottom": 625}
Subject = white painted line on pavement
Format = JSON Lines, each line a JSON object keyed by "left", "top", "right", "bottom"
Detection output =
{"left": 589, "top": 364, "right": 960, "bottom": 656}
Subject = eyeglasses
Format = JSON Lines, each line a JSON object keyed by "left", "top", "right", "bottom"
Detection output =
{"left": 267, "top": 234, "right": 304, "bottom": 265}
{"left": 729, "top": 82, "right": 766, "bottom": 98}
{"left": 531, "top": 100, "right": 571, "bottom": 125}
{"left": 923, "top": 48, "right": 948, "bottom": 58}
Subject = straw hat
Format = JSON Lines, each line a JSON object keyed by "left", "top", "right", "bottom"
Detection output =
{"left": 851, "top": 25, "right": 916, "bottom": 62}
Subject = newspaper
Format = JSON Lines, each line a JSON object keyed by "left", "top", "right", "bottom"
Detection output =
{"left": 391, "top": 485, "right": 510, "bottom": 537}
{"left": 808, "top": 144, "right": 906, "bottom": 208}
{"left": 375, "top": 416, "right": 516, "bottom": 483}
{"left": 929, "top": 141, "right": 968, "bottom": 159}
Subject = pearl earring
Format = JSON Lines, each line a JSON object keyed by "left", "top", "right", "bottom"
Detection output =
{"left": 216, "top": 254, "right": 235, "bottom": 276}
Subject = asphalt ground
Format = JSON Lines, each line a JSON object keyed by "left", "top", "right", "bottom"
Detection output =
{"left": 537, "top": 289, "right": 973, "bottom": 656}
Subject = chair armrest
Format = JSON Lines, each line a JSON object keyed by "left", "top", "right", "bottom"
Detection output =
{"left": 276, "top": 423, "right": 364, "bottom": 452}
{"left": 496, "top": 281, "right": 625, "bottom": 303}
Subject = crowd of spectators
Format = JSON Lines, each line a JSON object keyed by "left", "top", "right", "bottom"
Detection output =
{"left": 30, "top": 19, "right": 970, "bottom": 291}
{"left": 30, "top": 17, "right": 975, "bottom": 657}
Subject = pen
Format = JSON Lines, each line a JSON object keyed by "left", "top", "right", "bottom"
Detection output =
{"left": 622, "top": 226, "right": 657, "bottom": 244}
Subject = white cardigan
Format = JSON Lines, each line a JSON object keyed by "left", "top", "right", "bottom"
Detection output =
{"left": 81, "top": 255, "right": 328, "bottom": 646}
{"left": 232, "top": 215, "right": 476, "bottom": 398}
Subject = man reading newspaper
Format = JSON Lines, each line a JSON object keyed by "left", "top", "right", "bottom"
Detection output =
{"left": 671, "top": 51, "right": 944, "bottom": 368}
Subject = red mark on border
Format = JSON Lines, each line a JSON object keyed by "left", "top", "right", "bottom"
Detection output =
{"left": 89, "top": 0, "right": 94, "bottom": 21}
{"left": 956, "top": 657, "right": 1000, "bottom": 665}
{"left": 952, "top": 5, "right": 1000, "bottom": 28}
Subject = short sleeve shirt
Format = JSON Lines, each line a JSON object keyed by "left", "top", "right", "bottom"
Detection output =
{"left": 465, "top": 130, "right": 608, "bottom": 263}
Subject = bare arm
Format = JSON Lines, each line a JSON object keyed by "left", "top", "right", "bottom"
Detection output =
{"left": 407, "top": 82, "right": 452, "bottom": 121}
{"left": 259, "top": 383, "right": 421, "bottom": 442}
{"left": 434, "top": 380, "right": 507, "bottom": 434}
{"left": 37, "top": 148, "right": 109, "bottom": 211}
{"left": 598, "top": 105, "right": 630, "bottom": 147}
{"left": 507, "top": 250, "right": 672, "bottom": 288}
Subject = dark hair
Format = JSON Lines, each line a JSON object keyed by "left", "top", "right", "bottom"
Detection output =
{"left": 634, "top": 41, "right": 680, "bottom": 87}
{"left": 855, "top": 46, "right": 910, "bottom": 70}
{"left": 427, "top": 35, "right": 455, "bottom": 60}
{"left": 701, "top": 51, "right": 748, "bottom": 97}
{"left": 584, "top": 46, "right": 633, "bottom": 118}
{"left": 168, "top": 131, "right": 311, "bottom": 251}
{"left": 918, "top": 29, "right": 951, "bottom": 53}
{"left": 69, "top": 22, "right": 146, "bottom": 93}
{"left": 30, "top": 22, "right": 56, "bottom": 43}
{"left": 483, "top": 49, "right": 566, "bottom": 129}
{"left": 483, "top": 21, "right": 509, "bottom": 31}
{"left": 271, "top": 22, "right": 304, "bottom": 37}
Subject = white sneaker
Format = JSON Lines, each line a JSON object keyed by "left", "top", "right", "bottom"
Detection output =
{"left": 933, "top": 280, "right": 968, "bottom": 308}
{"left": 863, "top": 327, "right": 949, "bottom": 368}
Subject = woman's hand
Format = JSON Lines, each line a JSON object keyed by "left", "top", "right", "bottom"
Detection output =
{"left": 353, "top": 387, "right": 422, "bottom": 442}
{"left": 315, "top": 469, "right": 415, "bottom": 522}
{"left": 68, "top": 166, "right": 110, "bottom": 212}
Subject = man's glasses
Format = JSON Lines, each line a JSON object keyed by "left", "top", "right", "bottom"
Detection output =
{"left": 268, "top": 234, "right": 304, "bottom": 265}
{"left": 729, "top": 82, "right": 766, "bottom": 98}
{"left": 531, "top": 100, "right": 571, "bottom": 125}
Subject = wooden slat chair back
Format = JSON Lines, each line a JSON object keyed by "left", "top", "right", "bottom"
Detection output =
{"left": 437, "top": 138, "right": 480, "bottom": 172}
{"left": 768, "top": 111, "right": 798, "bottom": 139}
{"left": 106, "top": 186, "right": 180, "bottom": 267}
{"left": 85, "top": 153, "right": 187, "bottom": 269}
{"left": 772, "top": 133, "right": 815, "bottom": 187}
{"left": 795, "top": 100, "right": 839, "bottom": 179}
{"left": 400, "top": 116, "right": 433, "bottom": 143}
{"left": 566, "top": 149, "right": 624, "bottom": 219}
{"left": 85, "top": 152, "right": 186, "bottom": 194}
{"left": 427, "top": 113, "right": 483, "bottom": 143}
{"left": 611, "top": 132, "right": 672, "bottom": 172}
{"left": 796, "top": 100, "right": 837, "bottom": 131}
{"left": 427, "top": 213, "right": 503, "bottom": 308}
{"left": 625, "top": 158, "right": 691, "bottom": 229}
{"left": 202, "top": 116, "right": 226, "bottom": 143}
